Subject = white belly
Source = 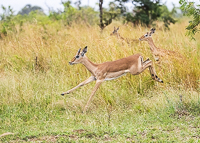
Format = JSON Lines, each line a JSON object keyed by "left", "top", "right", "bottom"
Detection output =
{"left": 104, "top": 73, "right": 127, "bottom": 81}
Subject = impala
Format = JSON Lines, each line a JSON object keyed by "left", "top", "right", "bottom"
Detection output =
{"left": 61, "top": 46, "right": 163, "bottom": 112}
{"left": 139, "top": 28, "right": 183, "bottom": 62}
{"left": 110, "top": 27, "right": 138, "bottom": 44}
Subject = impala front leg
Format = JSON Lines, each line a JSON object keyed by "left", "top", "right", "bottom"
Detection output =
{"left": 61, "top": 76, "right": 95, "bottom": 95}
{"left": 83, "top": 80, "right": 103, "bottom": 113}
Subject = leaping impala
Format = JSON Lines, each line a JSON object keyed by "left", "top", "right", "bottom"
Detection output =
{"left": 110, "top": 27, "right": 138, "bottom": 44}
{"left": 61, "top": 46, "right": 163, "bottom": 113}
{"left": 139, "top": 28, "right": 183, "bottom": 62}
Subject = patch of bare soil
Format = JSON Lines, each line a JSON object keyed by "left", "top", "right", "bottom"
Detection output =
{"left": 28, "top": 135, "right": 60, "bottom": 142}
{"left": 0, "top": 132, "right": 14, "bottom": 138}
{"left": 9, "top": 129, "right": 116, "bottom": 142}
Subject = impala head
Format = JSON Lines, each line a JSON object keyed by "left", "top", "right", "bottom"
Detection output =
{"left": 110, "top": 26, "right": 120, "bottom": 36}
{"left": 139, "top": 28, "right": 156, "bottom": 41}
{"left": 69, "top": 46, "right": 87, "bottom": 65}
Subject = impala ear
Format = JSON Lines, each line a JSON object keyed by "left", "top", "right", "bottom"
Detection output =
{"left": 77, "top": 48, "right": 81, "bottom": 55}
{"left": 116, "top": 27, "right": 119, "bottom": 30}
{"left": 149, "top": 28, "right": 156, "bottom": 36}
{"left": 81, "top": 46, "right": 87, "bottom": 56}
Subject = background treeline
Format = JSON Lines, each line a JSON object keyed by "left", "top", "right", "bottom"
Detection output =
{"left": 0, "top": 0, "right": 181, "bottom": 38}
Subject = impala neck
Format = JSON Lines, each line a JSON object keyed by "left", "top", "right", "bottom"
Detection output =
{"left": 147, "top": 38, "right": 158, "bottom": 52}
{"left": 116, "top": 34, "right": 125, "bottom": 40}
{"left": 119, "top": 35, "right": 125, "bottom": 41}
{"left": 81, "top": 56, "right": 98, "bottom": 75}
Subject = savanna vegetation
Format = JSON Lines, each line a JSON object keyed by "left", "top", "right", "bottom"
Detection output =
{"left": 0, "top": 0, "right": 200, "bottom": 142}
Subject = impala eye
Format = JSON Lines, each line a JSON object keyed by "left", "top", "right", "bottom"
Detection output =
{"left": 76, "top": 55, "right": 79, "bottom": 58}
{"left": 144, "top": 34, "right": 147, "bottom": 37}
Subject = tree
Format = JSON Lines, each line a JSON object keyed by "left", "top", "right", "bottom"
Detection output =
{"left": 115, "top": 0, "right": 177, "bottom": 28}
{"left": 18, "top": 4, "right": 44, "bottom": 15}
{"left": 99, "top": 0, "right": 120, "bottom": 30}
{"left": 74, "top": 0, "right": 81, "bottom": 10}
{"left": 179, "top": 0, "right": 200, "bottom": 40}
{"left": 132, "top": 0, "right": 162, "bottom": 26}
{"left": 99, "top": 0, "right": 104, "bottom": 30}
{"left": 159, "top": 4, "right": 177, "bottom": 29}
{"left": 114, "top": 0, "right": 127, "bottom": 15}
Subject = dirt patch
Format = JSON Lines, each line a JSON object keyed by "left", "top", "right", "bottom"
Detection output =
{"left": 73, "top": 129, "right": 86, "bottom": 134}
{"left": 0, "top": 132, "right": 14, "bottom": 138}
{"left": 28, "top": 135, "right": 60, "bottom": 142}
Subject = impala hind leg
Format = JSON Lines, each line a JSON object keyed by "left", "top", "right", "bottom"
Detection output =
{"left": 149, "top": 65, "right": 163, "bottom": 83}
{"left": 61, "top": 76, "right": 96, "bottom": 95}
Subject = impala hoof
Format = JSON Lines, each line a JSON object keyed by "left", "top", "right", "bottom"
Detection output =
{"left": 158, "top": 79, "right": 163, "bottom": 83}
{"left": 61, "top": 93, "right": 64, "bottom": 96}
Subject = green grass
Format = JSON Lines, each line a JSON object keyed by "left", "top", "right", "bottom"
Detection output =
{"left": 1, "top": 98, "right": 200, "bottom": 142}
{"left": 1, "top": 73, "right": 200, "bottom": 142}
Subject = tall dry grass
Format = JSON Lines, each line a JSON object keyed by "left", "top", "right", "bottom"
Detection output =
{"left": 0, "top": 19, "right": 200, "bottom": 113}
{"left": 1, "top": 19, "right": 200, "bottom": 142}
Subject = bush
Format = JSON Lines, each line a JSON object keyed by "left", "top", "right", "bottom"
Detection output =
{"left": 0, "top": 6, "right": 17, "bottom": 37}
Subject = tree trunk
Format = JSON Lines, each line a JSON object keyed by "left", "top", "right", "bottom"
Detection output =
{"left": 99, "top": 0, "right": 104, "bottom": 30}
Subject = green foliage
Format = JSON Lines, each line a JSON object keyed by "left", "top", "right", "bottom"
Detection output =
{"left": 0, "top": 6, "right": 16, "bottom": 37}
{"left": 100, "top": 2, "right": 121, "bottom": 29}
{"left": 0, "top": 1, "right": 180, "bottom": 31}
{"left": 18, "top": 4, "right": 44, "bottom": 15}
{"left": 132, "top": 0, "right": 162, "bottom": 26}
{"left": 159, "top": 5, "right": 177, "bottom": 29}
{"left": 99, "top": 0, "right": 122, "bottom": 30}
{"left": 0, "top": 5, "right": 48, "bottom": 38}
{"left": 48, "top": 11, "right": 62, "bottom": 21}
{"left": 61, "top": 1, "right": 78, "bottom": 25}
{"left": 49, "top": 1, "right": 98, "bottom": 26}
{"left": 0, "top": 2, "right": 98, "bottom": 34}
{"left": 179, "top": 0, "right": 200, "bottom": 40}
{"left": 115, "top": 0, "right": 177, "bottom": 28}
{"left": 114, "top": 0, "right": 128, "bottom": 14}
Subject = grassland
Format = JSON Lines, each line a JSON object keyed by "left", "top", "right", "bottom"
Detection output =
{"left": 0, "top": 19, "right": 200, "bottom": 142}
